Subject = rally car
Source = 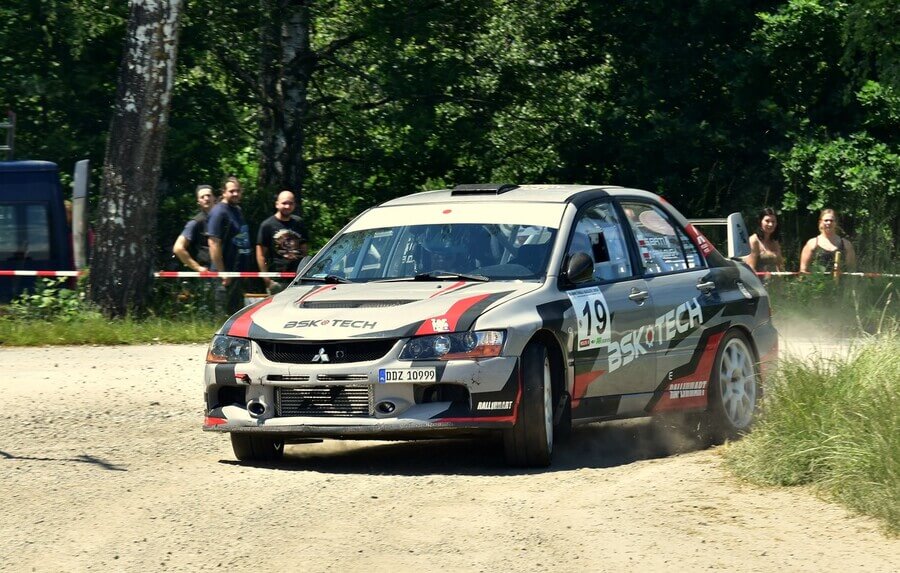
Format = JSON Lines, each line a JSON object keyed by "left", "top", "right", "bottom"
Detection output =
{"left": 203, "top": 184, "right": 778, "bottom": 467}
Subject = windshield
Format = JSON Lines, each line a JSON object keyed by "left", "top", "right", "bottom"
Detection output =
{"left": 301, "top": 222, "right": 558, "bottom": 282}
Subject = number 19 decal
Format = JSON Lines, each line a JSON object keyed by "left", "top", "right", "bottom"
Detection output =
{"left": 567, "top": 286, "right": 611, "bottom": 350}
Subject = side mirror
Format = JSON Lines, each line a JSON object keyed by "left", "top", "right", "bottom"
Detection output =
{"left": 565, "top": 252, "right": 594, "bottom": 284}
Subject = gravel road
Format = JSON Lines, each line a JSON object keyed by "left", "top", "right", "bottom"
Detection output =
{"left": 1, "top": 341, "right": 896, "bottom": 573}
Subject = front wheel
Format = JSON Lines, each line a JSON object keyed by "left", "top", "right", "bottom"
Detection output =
{"left": 230, "top": 433, "right": 285, "bottom": 462}
{"left": 706, "top": 330, "right": 759, "bottom": 442}
{"left": 503, "top": 342, "right": 554, "bottom": 467}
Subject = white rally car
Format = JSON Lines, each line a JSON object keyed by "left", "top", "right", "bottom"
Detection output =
{"left": 203, "top": 184, "right": 777, "bottom": 467}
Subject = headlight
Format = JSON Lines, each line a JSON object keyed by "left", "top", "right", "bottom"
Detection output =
{"left": 399, "top": 331, "right": 505, "bottom": 361}
{"left": 207, "top": 335, "right": 251, "bottom": 363}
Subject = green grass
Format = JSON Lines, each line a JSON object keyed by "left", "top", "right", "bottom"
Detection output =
{"left": 725, "top": 334, "right": 900, "bottom": 533}
{"left": 0, "top": 315, "right": 221, "bottom": 345}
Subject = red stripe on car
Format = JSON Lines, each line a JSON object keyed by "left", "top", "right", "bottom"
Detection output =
{"left": 227, "top": 298, "right": 274, "bottom": 338}
{"left": 414, "top": 293, "right": 491, "bottom": 335}
{"left": 652, "top": 331, "right": 724, "bottom": 412}
{"left": 428, "top": 280, "right": 467, "bottom": 298}
{"left": 295, "top": 284, "right": 333, "bottom": 305}
{"left": 571, "top": 369, "right": 606, "bottom": 408}
{"left": 685, "top": 223, "right": 717, "bottom": 258}
{"left": 203, "top": 416, "right": 227, "bottom": 426}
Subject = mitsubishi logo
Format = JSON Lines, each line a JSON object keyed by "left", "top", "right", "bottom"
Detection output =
{"left": 311, "top": 348, "right": 329, "bottom": 363}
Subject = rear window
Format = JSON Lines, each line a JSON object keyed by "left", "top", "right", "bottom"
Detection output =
{"left": 0, "top": 203, "right": 51, "bottom": 262}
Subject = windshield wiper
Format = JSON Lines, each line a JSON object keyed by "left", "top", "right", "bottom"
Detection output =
{"left": 413, "top": 270, "right": 490, "bottom": 282}
{"left": 298, "top": 274, "right": 353, "bottom": 284}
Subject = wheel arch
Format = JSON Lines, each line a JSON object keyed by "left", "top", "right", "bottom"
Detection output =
{"left": 728, "top": 324, "right": 760, "bottom": 362}
{"left": 528, "top": 329, "right": 567, "bottom": 403}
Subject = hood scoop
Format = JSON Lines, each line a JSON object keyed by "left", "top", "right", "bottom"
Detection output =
{"left": 297, "top": 299, "right": 416, "bottom": 309}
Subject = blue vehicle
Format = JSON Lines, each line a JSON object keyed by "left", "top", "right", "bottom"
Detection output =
{"left": 0, "top": 160, "right": 73, "bottom": 302}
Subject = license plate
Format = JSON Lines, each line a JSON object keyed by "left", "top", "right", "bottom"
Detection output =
{"left": 378, "top": 368, "right": 437, "bottom": 383}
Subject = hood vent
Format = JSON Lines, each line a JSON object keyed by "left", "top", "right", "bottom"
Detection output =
{"left": 298, "top": 299, "right": 415, "bottom": 309}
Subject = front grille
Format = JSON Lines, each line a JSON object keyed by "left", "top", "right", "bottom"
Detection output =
{"left": 299, "top": 300, "right": 414, "bottom": 309}
{"left": 258, "top": 339, "right": 397, "bottom": 364}
{"left": 267, "top": 374, "right": 310, "bottom": 382}
{"left": 276, "top": 386, "right": 373, "bottom": 417}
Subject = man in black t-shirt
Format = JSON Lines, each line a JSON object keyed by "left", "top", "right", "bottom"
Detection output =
{"left": 256, "top": 190, "right": 308, "bottom": 293}
{"left": 172, "top": 184, "right": 215, "bottom": 271}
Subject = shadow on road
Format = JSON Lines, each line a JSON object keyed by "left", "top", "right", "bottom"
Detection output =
{"left": 0, "top": 450, "right": 127, "bottom": 471}
{"left": 220, "top": 416, "right": 712, "bottom": 476}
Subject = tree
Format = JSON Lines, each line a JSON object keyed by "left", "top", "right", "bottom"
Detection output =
{"left": 90, "top": 0, "right": 184, "bottom": 316}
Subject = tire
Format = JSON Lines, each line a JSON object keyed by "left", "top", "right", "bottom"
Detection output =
{"left": 230, "top": 433, "right": 285, "bottom": 462}
{"left": 503, "top": 342, "right": 554, "bottom": 467}
{"left": 705, "top": 330, "right": 759, "bottom": 442}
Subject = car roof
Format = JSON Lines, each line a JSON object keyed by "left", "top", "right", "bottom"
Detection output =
{"left": 379, "top": 184, "right": 663, "bottom": 207}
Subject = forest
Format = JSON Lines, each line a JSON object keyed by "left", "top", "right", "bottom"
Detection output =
{"left": 1, "top": 1, "right": 897, "bottom": 286}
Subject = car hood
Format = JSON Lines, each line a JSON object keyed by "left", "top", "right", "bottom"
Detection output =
{"left": 219, "top": 280, "right": 541, "bottom": 340}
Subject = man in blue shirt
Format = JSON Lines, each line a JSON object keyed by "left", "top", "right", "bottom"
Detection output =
{"left": 207, "top": 176, "right": 253, "bottom": 314}
{"left": 172, "top": 184, "right": 214, "bottom": 272}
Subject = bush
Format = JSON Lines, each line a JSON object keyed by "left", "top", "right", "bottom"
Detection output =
{"left": 725, "top": 334, "right": 900, "bottom": 533}
{"left": 4, "top": 278, "right": 101, "bottom": 322}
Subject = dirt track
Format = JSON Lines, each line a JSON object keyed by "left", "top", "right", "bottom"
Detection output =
{"left": 1, "top": 340, "right": 897, "bottom": 572}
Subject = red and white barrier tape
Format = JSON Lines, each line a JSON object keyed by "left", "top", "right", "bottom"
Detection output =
{"left": 756, "top": 271, "right": 899, "bottom": 278}
{"left": 2, "top": 269, "right": 897, "bottom": 279}
{"left": 0, "top": 270, "right": 294, "bottom": 278}
{"left": 0, "top": 270, "right": 85, "bottom": 277}
{"left": 154, "top": 271, "right": 295, "bottom": 278}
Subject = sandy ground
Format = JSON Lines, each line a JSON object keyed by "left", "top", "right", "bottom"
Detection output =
{"left": 1, "top": 333, "right": 897, "bottom": 572}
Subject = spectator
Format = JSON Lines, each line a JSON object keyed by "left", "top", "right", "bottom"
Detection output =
{"left": 256, "top": 190, "right": 308, "bottom": 294}
{"left": 744, "top": 207, "right": 783, "bottom": 272}
{"left": 800, "top": 208, "right": 856, "bottom": 273}
{"left": 172, "top": 184, "right": 215, "bottom": 272}
{"left": 207, "top": 176, "right": 253, "bottom": 314}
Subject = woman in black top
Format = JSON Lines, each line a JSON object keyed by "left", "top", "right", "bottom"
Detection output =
{"left": 800, "top": 208, "right": 856, "bottom": 273}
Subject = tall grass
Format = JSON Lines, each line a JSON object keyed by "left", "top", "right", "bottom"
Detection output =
{"left": 767, "top": 276, "right": 897, "bottom": 337}
{"left": 725, "top": 334, "right": 900, "bottom": 533}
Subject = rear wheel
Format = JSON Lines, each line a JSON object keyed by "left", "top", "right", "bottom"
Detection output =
{"left": 707, "top": 330, "right": 759, "bottom": 442}
{"left": 503, "top": 342, "right": 553, "bottom": 467}
{"left": 230, "top": 433, "right": 285, "bottom": 462}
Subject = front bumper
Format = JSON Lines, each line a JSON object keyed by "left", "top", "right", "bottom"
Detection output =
{"left": 203, "top": 339, "right": 521, "bottom": 438}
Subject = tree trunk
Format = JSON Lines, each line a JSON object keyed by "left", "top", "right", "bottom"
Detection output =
{"left": 258, "top": 0, "right": 285, "bottom": 193}
{"left": 90, "top": 0, "right": 183, "bottom": 317}
{"left": 257, "top": 0, "right": 312, "bottom": 207}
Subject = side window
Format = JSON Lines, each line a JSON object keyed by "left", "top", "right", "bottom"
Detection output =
{"left": 675, "top": 225, "right": 704, "bottom": 269}
{"left": 25, "top": 204, "right": 51, "bottom": 260}
{"left": 0, "top": 204, "right": 17, "bottom": 261}
{"left": 567, "top": 202, "right": 633, "bottom": 282}
{"left": 621, "top": 202, "right": 690, "bottom": 275}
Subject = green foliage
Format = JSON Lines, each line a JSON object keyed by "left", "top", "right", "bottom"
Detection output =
{"left": 0, "top": 0, "right": 125, "bottom": 188}
{"left": 0, "top": 275, "right": 223, "bottom": 345}
{"left": 725, "top": 334, "right": 900, "bottom": 532}
{"left": 779, "top": 132, "right": 900, "bottom": 268}
{"left": 0, "top": 314, "right": 219, "bottom": 345}
{"left": 4, "top": 278, "right": 100, "bottom": 322}
{"left": 1, "top": 0, "right": 897, "bottom": 277}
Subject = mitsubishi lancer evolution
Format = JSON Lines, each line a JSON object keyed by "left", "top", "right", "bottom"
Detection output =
{"left": 203, "top": 184, "right": 778, "bottom": 467}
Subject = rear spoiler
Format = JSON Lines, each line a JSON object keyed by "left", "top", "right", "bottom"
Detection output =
{"left": 688, "top": 213, "right": 751, "bottom": 259}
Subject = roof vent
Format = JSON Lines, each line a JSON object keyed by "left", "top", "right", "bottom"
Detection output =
{"left": 451, "top": 183, "right": 519, "bottom": 196}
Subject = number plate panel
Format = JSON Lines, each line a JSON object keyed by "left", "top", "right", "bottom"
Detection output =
{"left": 378, "top": 367, "right": 437, "bottom": 383}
